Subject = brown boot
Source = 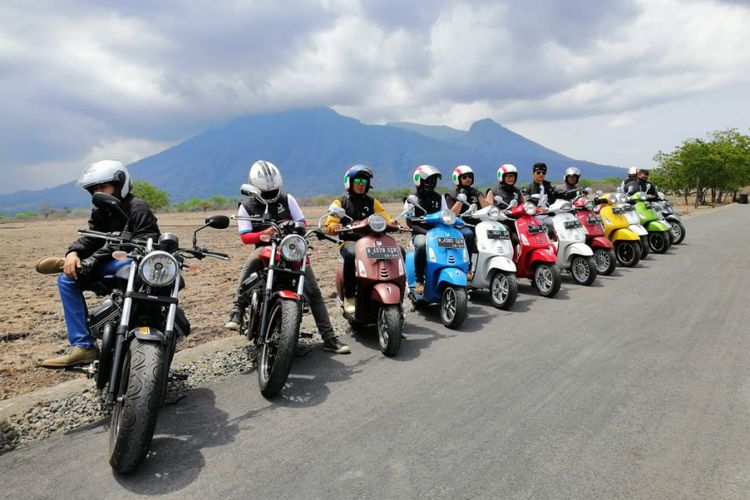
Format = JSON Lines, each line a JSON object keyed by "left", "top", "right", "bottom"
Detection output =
{"left": 41, "top": 346, "right": 99, "bottom": 368}
{"left": 36, "top": 257, "right": 65, "bottom": 275}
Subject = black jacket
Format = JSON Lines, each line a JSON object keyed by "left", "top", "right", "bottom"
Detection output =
{"left": 67, "top": 195, "right": 160, "bottom": 265}
{"left": 407, "top": 190, "right": 444, "bottom": 235}
{"left": 446, "top": 186, "right": 482, "bottom": 224}
{"left": 624, "top": 179, "right": 658, "bottom": 198}
{"left": 526, "top": 180, "right": 557, "bottom": 206}
{"left": 554, "top": 182, "right": 580, "bottom": 200}
{"left": 489, "top": 184, "right": 524, "bottom": 207}
{"left": 337, "top": 194, "right": 376, "bottom": 242}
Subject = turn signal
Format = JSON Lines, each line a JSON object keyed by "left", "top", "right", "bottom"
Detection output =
{"left": 112, "top": 251, "right": 128, "bottom": 260}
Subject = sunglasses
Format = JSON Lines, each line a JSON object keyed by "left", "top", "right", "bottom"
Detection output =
{"left": 534, "top": 170, "right": 546, "bottom": 175}
{"left": 352, "top": 178, "right": 368, "bottom": 185}
{"left": 460, "top": 173, "right": 473, "bottom": 179}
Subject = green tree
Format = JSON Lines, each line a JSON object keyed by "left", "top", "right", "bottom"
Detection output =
{"left": 131, "top": 180, "right": 170, "bottom": 210}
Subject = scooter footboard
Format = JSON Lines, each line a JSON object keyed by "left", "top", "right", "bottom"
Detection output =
{"left": 436, "top": 267, "right": 467, "bottom": 289}
{"left": 371, "top": 283, "right": 403, "bottom": 305}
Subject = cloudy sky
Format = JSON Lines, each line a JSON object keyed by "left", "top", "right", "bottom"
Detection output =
{"left": 1, "top": 0, "right": 749, "bottom": 194}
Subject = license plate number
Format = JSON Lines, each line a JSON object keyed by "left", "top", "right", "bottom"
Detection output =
{"left": 486, "top": 229, "right": 509, "bottom": 240}
{"left": 587, "top": 216, "right": 598, "bottom": 224}
{"left": 365, "top": 247, "right": 401, "bottom": 259}
{"left": 527, "top": 225, "right": 546, "bottom": 234}
{"left": 438, "top": 237, "right": 465, "bottom": 248}
{"left": 564, "top": 220, "right": 582, "bottom": 229}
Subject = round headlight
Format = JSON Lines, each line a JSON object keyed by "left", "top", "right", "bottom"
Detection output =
{"left": 584, "top": 200, "right": 594, "bottom": 210}
{"left": 279, "top": 234, "right": 308, "bottom": 262}
{"left": 487, "top": 206, "right": 501, "bottom": 219}
{"left": 524, "top": 202, "right": 536, "bottom": 215}
{"left": 139, "top": 251, "right": 178, "bottom": 287}
{"left": 561, "top": 202, "right": 573, "bottom": 212}
{"left": 368, "top": 214, "right": 388, "bottom": 233}
{"left": 440, "top": 210, "right": 457, "bottom": 225}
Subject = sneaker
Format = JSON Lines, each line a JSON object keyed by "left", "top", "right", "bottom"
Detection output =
{"left": 343, "top": 297, "right": 356, "bottom": 315}
{"left": 41, "top": 346, "right": 99, "bottom": 368}
{"left": 35, "top": 256, "right": 65, "bottom": 275}
{"left": 415, "top": 282, "right": 425, "bottom": 295}
{"left": 466, "top": 270, "right": 474, "bottom": 282}
{"left": 322, "top": 336, "right": 351, "bottom": 354}
{"left": 224, "top": 306, "right": 242, "bottom": 331}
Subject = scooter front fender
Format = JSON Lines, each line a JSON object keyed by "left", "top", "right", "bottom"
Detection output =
{"left": 666, "top": 214, "right": 682, "bottom": 223}
{"left": 131, "top": 326, "right": 166, "bottom": 343}
{"left": 487, "top": 255, "right": 516, "bottom": 273}
{"left": 590, "top": 236, "right": 613, "bottom": 249}
{"left": 612, "top": 227, "right": 641, "bottom": 241}
{"left": 436, "top": 267, "right": 467, "bottom": 289}
{"left": 529, "top": 247, "right": 557, "bottom": 264}
{"left": 646, "top": 221, "right": 670, "bottom": 232}
{"left": 371, "top": 282, "right": 403, "bottom": 305}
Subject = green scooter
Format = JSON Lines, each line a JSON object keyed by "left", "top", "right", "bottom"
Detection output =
{"left": 628, "top": 192, "right": 672, "bottom": 254}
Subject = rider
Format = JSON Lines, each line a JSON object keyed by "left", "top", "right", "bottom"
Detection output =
{"left": 325, "top": 165, "right": 395, "bottom": 315}
{"left": 624, "top": 168, "right": 658, "bottom": 198}
{"left": 619, "top": 167, "right": 638, "bottom": 192}
{"left": 405, "top": 165, "right": 447, "bottom": 295}
{"left": 446, "top": 165, "right": 488, "bottom": 280}
{"left": 555, "top": 167, "right": 583, "bottom": 200}
{"left": 38, "top": 161, "right": 161, "bottom": 368}
{"left": 524, "top": 162, "right": 557, "bottom": 235}
{"left": 224, "top": 160, "right": 350, "bottom": 354}
{"left": 487, "top": 163, "right": 524, "bottom": 246}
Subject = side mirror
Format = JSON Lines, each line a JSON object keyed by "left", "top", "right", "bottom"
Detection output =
{"left": 92, "top": 192, "right": 122, "bottom": 211}
{"left": 658, "top": 192, "right": 665, "bottom": 200}
{"left": 595, "top": 190, "right": 603, "bottom": 196}
{"left": 584, "top": 187, "right": 593, "bottom": 194}
{"left": 205, "top": 215, "right": 230, "bottom": 229}
{"left": 456, "top": 193, "right": 468, "bottom": 204}
{"left": 240, "top": 183, "right": 261, "bottom": 197}
{"left": 508, "top": 199, "right": 518, "bottom": 208}
{"left": 327, "top": 203, "right": 346, "bottom": 218}
{"left": 406, "top": 194, "right": 419, "bottom": 206}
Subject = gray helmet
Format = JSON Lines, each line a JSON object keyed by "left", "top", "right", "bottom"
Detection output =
{"left": 248, "top": 160, "right": 283, "bottom": 201}
{"left": 563, "top": 167, "right": 581, "bottom": 182}
{"left": 77, "top": 160, "right": 131, "bottom": 198}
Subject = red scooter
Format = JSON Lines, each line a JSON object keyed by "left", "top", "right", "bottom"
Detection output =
{"left": 572, "top": 192, "right": 617, "bottom": 275}
{"left": 503, "top": 200, "right": 561, "bottom": 297}
{"left": 324, "top": 207, "right": 407, "bottom": 357}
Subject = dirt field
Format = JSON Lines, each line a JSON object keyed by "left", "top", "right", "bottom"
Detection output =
{"left": 0, "top": 203, "right": 412, "bottom": 400}
{"left": 0, "top": 196, "right": 714, "bottom": 400}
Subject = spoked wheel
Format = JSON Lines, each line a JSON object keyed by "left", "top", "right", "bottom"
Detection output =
{"left": 258, "top": 299, "right": 301, "bottom": 398}
{"left": 648, "top": 231, "right": 670, "bottom": 254}
{"left": 570, "top": 256, "right": 598, "bottom": 286}
{"left": 639, "top": 236, "right": 650, "bottom": 259}
{"left": 109, "top": 340, "right": 165, "bottom": 474}
{"left": 615, "top": 241, "right": 640, "bottom": 267}
{"left": 440, "top": 286, "right": 468, "bottom": 329}
{"left": 533, "top": 263, "right": 562, "bottom": 298}
{"left": 377, "top": 305, "right": 403, "bottom": 357}
{"left": 489, "top": 271, "right": 518, "bottom": 310}
{"left": 670, "top": 221, "right": 686, "bottom": 244}
{"left": 593, "top": 248, "right": 617, "bottom": 275}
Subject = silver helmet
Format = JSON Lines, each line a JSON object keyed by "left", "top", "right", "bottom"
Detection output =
{"left": 77, "top": 160, "right": 131, "bottom": 198}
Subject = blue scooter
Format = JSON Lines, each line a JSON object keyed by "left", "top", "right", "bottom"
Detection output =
{"left": 404, "top": 195, "right": 470, "bottom": 329}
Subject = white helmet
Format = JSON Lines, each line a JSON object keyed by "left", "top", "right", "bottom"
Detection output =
{"left": 77, "top": 160, "right": 131, "bottom": 198}
{"left": 412, "top": 164, "right": 442, "bottom": 189}
{"left": 627, "top": 167, "right": 638, "bottom": 176}
{"left": 451, "top": 165, "right": 474, "bottom": 186}
{"left": 497, "top": 163, "right": 518, "bottom": 182}
{"left": 564, "top": 167, "right": 581, "bottom": 181}
{"left": 248, "top": 160, "right": 283, "bottom": 201}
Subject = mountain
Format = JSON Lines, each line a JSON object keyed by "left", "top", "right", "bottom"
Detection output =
{"left": 0, "top": 107, "right": 625, "bottom": 214}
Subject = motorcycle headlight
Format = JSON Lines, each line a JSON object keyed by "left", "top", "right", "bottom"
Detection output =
{"left": 524, "top": 202, "right": 536, "bottom": 215}
{"left": 368, "top": 214, "right": 388, "bottom": 233}
{"left": 279, "top": 234, "right": 308, "bottom": 262}
{"left": 139, "top": 251, "right": 179, "bottom": 287}
{"left": 584, "top": 200, "right": 594, "bottom": 210}
{"left": 440, "top": 210, "right": 457, "bottom": 225}
{"left": 561, "top": 202, "right": 573, "bottom": 211}
{"left": 487, "top": 206, "right": 501, "bottom": 220}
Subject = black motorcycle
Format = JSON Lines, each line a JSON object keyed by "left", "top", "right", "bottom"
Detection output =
{"left": 234, "top": 184, "right": 337, "bottom": 398}
{"left": 81, "top": 192, "right": 229, "bottom": 473}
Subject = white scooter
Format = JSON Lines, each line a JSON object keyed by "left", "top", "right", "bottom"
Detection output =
{"left": 462, "top": 202, "right": 518, "bottom": 310}
{"left": 547, "top": 198, "right": 598, "bottom": 286}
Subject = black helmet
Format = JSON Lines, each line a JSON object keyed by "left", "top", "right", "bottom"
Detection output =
{"left": 532, "top": 162, "right": 547, "bottom": 174}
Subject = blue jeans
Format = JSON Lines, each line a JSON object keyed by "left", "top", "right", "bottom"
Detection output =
{"left": 57, "top": 258, "right": 130, "bottom": 348}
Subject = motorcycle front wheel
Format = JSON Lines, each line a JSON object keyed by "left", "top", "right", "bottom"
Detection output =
{"left": 593, "top": 248, "right": 617, "bottom": 276}
{"left": 570, "top": 256, "right": 598, "bottom": 286}
{"left": 533, "top": 263, "right": 562, "bottom": 298}
{"left": 639, "top": 236, "right": 650, "bottom": 259}
{"left": 109, "top": 339, "right": 166, "bottom": 474}
{"left": 670, "top": 221, "right": 686, "bottom": 244}
{"left": 649, "top": 231, "right": 670, "bottom": 254}
{"left": 615, "top": 241, "right": 641, "bottom": 267}
{"left": 258, "top": 299, "right": 301, "bottom": 398}
{"left": 377, "top": 305, "right": 403, "bottom": 357}
{"left": 440, "top": 286, "right": 467, "bottom": 329}
{"left": 489, "top": 271, "right": 518, "bottom": 310}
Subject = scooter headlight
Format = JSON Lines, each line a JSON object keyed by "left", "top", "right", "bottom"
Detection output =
{"left": 440, "top": 210, "right": 457, "bottom": 225}
{"left": 139, "top": 251, "right": 179, "bottom": 287}
{"left": 584, "top": 200, "right": 594, "bottom": 210}
{"left": 561, "top": 202, "right": 573, "bottom": 212}
{"left": 368, "top": 214, "right": 388, "bottom": 233}
{"left": 279, "top": 234, "right": 308, "bottom": 262}
{"left": 523, "top": 202, "right": 536, "bottom": 215}
{"left": 487, "top": 206, "right": 501, "bottom": 220}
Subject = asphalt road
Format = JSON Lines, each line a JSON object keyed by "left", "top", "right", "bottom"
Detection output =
{"left": 2, "top": 204, "right": 749, "bottom": 499}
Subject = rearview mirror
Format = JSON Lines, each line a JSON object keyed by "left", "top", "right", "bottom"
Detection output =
{"left": 456, "top": 193, "right": 468, "bottom": 204}
{"left": 92, "top": 192, "right": 121, "bottom": 210}
{"left": 205, "top": 215, "right": 230, "bottom": 229}
{"left": 406, "top": 194, "right": 419, "bottom": 206}
{"left": 240, "top": 183, "right": 260, "bottom": 197}
{"left": 508, "top": 199, "right": 518, "bottom": 208}
{"left": 327, "top": 203, "right": 346, "bottom": 218}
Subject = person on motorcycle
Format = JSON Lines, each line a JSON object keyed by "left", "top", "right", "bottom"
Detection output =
{"left": 555, "top": 167, "right": 583, "bottom": 200}
{"left": 446, "top": 165, "right": 488, "bottom": 280}
{"left": 624, "top": 168, "right": 658, "bottom": 198}
{"left": 324, "top": 164, "right": 395, "bottom": 315}
{"left": 224, "top": 160, "right": 350, "bottom": 354}
{"left": 38, "top": 161, "right": 161, "bottom": 368}
{"left": 619, "top": 167, "right": 638, "bottom": 192}
{"left": 524, "top": 162, "right": 557, "bottom": 235}
{"left": 405, "top": 165, "right": 448, "bottom": 295}
{"left": 487, "top": 163, "right": 524, "bottom": 247}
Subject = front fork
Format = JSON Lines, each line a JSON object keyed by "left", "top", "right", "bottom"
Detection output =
{"left": 107, "top": 263, "right": 138, "bottom": 404}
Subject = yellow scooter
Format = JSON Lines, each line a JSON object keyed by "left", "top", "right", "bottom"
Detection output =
{"left": 595, "top": 192, "right": 641, "bottom": 267}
